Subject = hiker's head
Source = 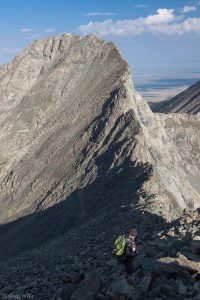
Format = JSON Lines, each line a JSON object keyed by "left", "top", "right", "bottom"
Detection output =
{"left": 129, "top": 227, "right": 137, "bottom": 240}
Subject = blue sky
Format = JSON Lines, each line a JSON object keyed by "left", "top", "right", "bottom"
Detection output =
{"left": 0, "top": 0, "right": 200, "bottom": 76}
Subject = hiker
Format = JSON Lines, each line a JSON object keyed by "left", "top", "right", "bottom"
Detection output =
{"left": 114, "top": 227, "right": 138, "bottom": 276}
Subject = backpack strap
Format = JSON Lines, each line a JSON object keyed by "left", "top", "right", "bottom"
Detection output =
{"left": 125, "top": 239, "right": 137, "bottom": 257}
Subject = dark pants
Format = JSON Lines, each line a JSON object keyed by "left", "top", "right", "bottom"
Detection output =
{"left": 117, "top": 256, "right": 135, "bottom": 275}
{"left": 124, "top": 258, "right": 134, "bottom": 275}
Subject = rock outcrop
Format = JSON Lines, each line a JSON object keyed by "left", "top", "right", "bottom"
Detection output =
{"left": 0, "top": 33, "right": 200, "bottom": 299}
{"left": 149, "top": 80, "right": 200, "bottom": 114}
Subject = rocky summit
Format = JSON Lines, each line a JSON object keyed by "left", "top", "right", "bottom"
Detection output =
{"left": 0, "top": 34, "right": 200, "bottom": 299}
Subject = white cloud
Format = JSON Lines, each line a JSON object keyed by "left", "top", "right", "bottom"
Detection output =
{"left": 45, "top": 28, "right": 56, "bottom": 33}
{"left": 0, "top": 48, "right": 21, "bottom": 53}
{"left": 85, "top": 12, "right": 116, "bottom": 17}
{"left": 181, "top": 5, "right": 197, "bottom": 13}
{"left": 145, "top": 8, "right": 176, "bottom": 24}
{"left": 177, "top": 17, "right": 200, "bottom": 33}
{"left": 79, "top": 8, "right": 200, "bottom": 36}
{"left": 27, "top": 33, "right": 42, "bottom": 40}
{"left": 21, "top": 28, "right": 33, "bottom": 33}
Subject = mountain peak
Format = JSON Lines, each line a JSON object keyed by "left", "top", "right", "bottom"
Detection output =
{"left": 0, "top": 34, "right": 199, "bottom": 264}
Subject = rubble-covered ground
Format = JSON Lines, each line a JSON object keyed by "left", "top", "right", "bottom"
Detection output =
{"left": 0, "top": 207, "right": 200, "bottom": 300}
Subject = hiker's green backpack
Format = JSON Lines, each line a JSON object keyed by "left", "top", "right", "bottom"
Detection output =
{"left": 114, "top": 235, "right": 127, "bottom": 256}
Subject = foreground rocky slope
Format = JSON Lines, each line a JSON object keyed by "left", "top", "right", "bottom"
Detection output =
{"left": 1, "top": 208, "right": 200, "bottom": 299}
{"left": 150, "top": 80, "right": 200, "bottom": 114}
{"left": 0, "top": 34, "right": 200, "bottom": 299}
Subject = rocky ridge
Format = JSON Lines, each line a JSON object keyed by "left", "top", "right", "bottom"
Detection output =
{"left": 149, "top": 80, "right": 200, "bottom": 114}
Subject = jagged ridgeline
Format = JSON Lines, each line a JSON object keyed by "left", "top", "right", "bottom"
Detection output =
{"left": 0, "top": 34, "right": 200, "bottom": 299}
{"left": 150, "top": 80, "right": 200, "bottom": 114}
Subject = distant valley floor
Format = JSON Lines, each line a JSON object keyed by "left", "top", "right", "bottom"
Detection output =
{"left": 135, "top": 72, "right": 200, "bottom": 103}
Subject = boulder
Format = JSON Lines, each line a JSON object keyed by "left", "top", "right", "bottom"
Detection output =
{"left": 191, "top": 236, "right": 200, "bottom": 255}
{"left": 158, "top": 256, "right": 200, "bottom": 274}
{"left": 53, "top": 287, "right": 70, "bottom": 300}
{"left": 145, "top": 247, "right": 157, "bottom": 258}
{"left": 110, "top": 276, "right": 133, "bottom": 299}
{"left": 177, "top": 281, "right": 187, "bottom": 295}
{"left": 140, "top": 273, "right": 152, "bottom": 293}
{"left": 193, "top": 281, "right": 200, "bottom": 293}
{"left": 70, "top": 272, "right": 100, "bottom": 300}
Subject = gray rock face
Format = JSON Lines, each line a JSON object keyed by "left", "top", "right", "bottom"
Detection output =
{"left": 149, "top": 80, "right": 200, "bottom": 114}
{"left": 0, "top": 34, "right": 199, "bottom": 261}
{"left": 160, "top": 113, "right": 200, "bottom": 196}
